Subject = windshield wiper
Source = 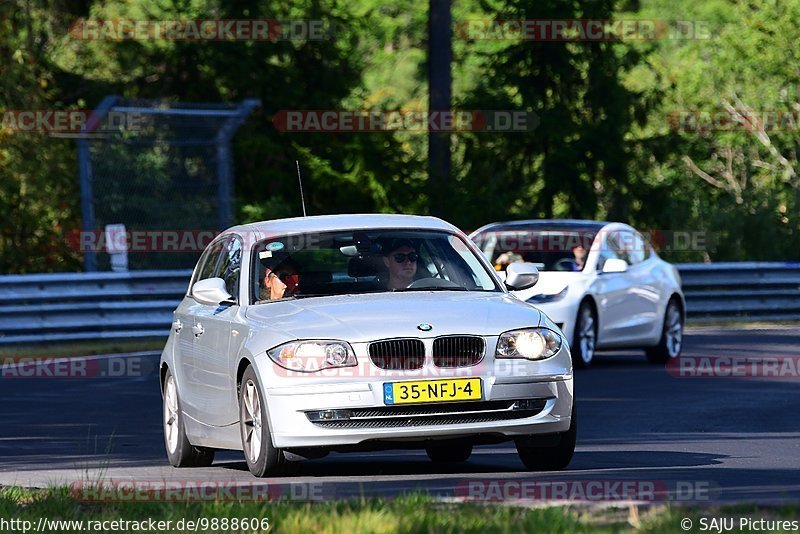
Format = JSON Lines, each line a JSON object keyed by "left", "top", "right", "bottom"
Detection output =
{"left": 393, "top": 286, "right": 468, "bottom": 292}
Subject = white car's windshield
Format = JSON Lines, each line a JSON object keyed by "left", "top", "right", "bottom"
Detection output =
{"left": 472, "top": 228, "right": 598, "bottom": 273}
{"left": 252, "top": 229, "right": 500, "bottom": 302}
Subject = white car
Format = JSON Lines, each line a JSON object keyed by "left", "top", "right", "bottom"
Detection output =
{"left": 160, "top": 214, "right": 575, "bottom": 477}
{"left": 470, "top": 220, "right": 685, "bottom": 368}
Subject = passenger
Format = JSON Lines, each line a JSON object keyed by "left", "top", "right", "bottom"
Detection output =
{"left": 494, "top": 251, "right": 523, "bottom": 271}
{"left": 382, "top": 239, "right": 418, "bottom": 290}
{"left": 261, "top": 259, "right": 299, "bottom": 300}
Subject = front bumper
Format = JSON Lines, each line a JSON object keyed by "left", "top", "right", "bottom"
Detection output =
{"left": 254, "top": 342, "right": 573, "bottom": 449}
{"left": 533, "top": 299, "right": 581, "bottom": 345}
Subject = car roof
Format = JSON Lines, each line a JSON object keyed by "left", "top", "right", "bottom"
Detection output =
{"left": 228, "top": 213, "right": 458, "bottom": 238}
{"left": 471, "top": 219, "right": 611, "bottom": 236}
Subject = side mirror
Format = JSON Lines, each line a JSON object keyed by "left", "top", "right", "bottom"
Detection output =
{"left": 602, "top": 258, "right": 628, "bottom": 274}
{"left": 505, "top": 262, "right": 539, "bottom": 290}
{"left": 192, "top": 277, "right": 234, "bottom": 306}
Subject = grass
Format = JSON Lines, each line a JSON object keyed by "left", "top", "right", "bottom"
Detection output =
{"left": 1, "top": 487, "right": 797, "bottom": 533}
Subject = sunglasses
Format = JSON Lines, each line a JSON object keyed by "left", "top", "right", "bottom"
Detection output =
{"left": 393, "top": 252, "right": 419, "bottom": 264}
{"left": 269, "top": 271, "right": 298, "bottom": 286}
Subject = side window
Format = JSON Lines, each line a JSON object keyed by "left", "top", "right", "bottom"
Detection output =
{"left": 627, "top": 232, "right": 647, "bottom": 265}
{"left": 638, "top": 232, "right": 654, "bottom": 261}
{"left": 598, "top": 232, "right": 623, "bottom": 270}
{"left": 191, "top": 239, "right": 227, "bottom": 292}
{"left": 218, "top": 237, "right": 242, "bottom": 301}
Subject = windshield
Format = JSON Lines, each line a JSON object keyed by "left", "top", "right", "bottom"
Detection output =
{"left": 251, "top": 229, "right": 500, "bottom": 303}
{"left": 472, "top": 228, "right": 598, "bottom": 273}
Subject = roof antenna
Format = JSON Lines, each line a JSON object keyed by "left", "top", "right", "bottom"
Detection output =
{"left": 295, "top": 160, "right": 307, "bottom": 217}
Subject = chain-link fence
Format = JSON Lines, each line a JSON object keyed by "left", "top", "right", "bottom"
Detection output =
{"left": 78, "top": 97, "right": 259, "bottom": 271}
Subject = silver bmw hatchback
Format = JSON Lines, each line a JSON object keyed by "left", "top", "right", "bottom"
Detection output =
{"left": 160, "top": 214, "right": 575, "bottom": 477}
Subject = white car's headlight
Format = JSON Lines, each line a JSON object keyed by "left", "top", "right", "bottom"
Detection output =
{"left": 267, "top": 340, "right": 357, "bottom": 372}
{"left": 496, "top": 328, "right": 562, "bottom": 361}
{"left": 527, "top": 286, "right": 568, "bottom": 304}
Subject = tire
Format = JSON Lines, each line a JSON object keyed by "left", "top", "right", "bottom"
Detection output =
{"left": 572, "top": 301, "right": 597, "bottom": 369}
{"left": 162, "top": 368, "right": 215, "bottom": 467}
{"left": 425, "top": 442, "right": 473, "bottom": 463}
{"left": 646, "top": 298, "right": 684, "bottom": 364}
{"left": 239, "top": 365, "right": 282, "bottom": 477}
{"left": 516, "top": 402, "right": 576, "bottom": 471}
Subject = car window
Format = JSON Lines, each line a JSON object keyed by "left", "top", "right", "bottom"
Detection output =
{"left": 605, "top": 230, "right": 632, "bottom": 265}
{"left": 194, "top": 238, "right": 227, "bottom": 284}
{"left": 448, "top": 235, "right": 496, "bottom": 290}
{"left": 472, "top": 229, "right": 597, "bottom": 272}
{"left": 626, "top": 232, "right": 647, "bottom": 264}
{"left": 638, "top": 232, "right": 654, "bottom": 261}
{"left": 598, "top": 232, "right": 623, "bottom": 270}
{"left": 251, "top": 229, "right": 501, "bottom": 303}
{"left": 217, "top": 236, "right": 242, "bottom": 300}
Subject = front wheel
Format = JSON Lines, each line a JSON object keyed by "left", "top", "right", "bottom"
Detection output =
{"left": 162, "top": 369, "right": 215, "bottom": 467}
{"left": 516, "top": 403, "right": 576, "bottom": 471}
{"left": 239, "top": 365, "right": 282, "bottom": 477}
{"left": 646, "top": 299, "right": 684, "bottom": 364}
{"left": 572, "top": 301, "right": 597, "bottom": 368}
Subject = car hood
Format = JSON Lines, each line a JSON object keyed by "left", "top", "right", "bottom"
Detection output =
{"left": 244, "top": 291, "right": 542, "bottom": 343}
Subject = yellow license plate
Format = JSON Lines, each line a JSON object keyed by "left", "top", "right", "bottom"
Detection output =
{"left": 383, "top": 378, "right": 482, "bottom": 405}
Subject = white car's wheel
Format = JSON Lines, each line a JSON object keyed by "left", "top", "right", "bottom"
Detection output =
{"left": 239, "top": 365, "right": 282, "bottom": 477}
{"left": 646, "top": 298, "right": 684, "bottom": 364}
{"left": 572, "top": 301, "right": 597, "bottom": 368}
{"left": 163, "top": 369, "right": 214, "bottom": 467}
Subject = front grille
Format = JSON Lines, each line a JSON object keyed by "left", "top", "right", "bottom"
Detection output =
{"left": 369, "top": 338, "right": 425, "bottom": 370}
{"left": 433, "top": 336, "right": 485, "bottom": 367}
{"left": 308, "top": 398, "right": 548, "bottom": 429}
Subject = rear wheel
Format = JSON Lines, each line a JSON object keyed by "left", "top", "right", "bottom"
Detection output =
{"left": 425, "top": 442, "right": 473, "bottom": 463}
{"left": 516, "top": 403, "right": 576, "bottom": 471}
{"left": 162, "top": 369, "right": 215, "bottom": 467}
{"left": 572, "top": 301, "right": 597, "bottom": 368}
{"left": 646, "top": 299, "right": 684, "bottom": 364}
{"left": 239, "top": 365, "right": 282, "bottom": 477}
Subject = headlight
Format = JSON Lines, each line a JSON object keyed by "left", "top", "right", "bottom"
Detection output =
{"left": 267, "top": 340, "right": 357, "bottom": 372}
{"left": 496, "top": 328, "right": 562, "bottom": 361}
{"left": 527, "top": 286, "right": 568, "bottom": 304}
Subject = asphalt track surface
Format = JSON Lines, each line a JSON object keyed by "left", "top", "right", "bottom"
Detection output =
{"left": 1, "top": 326, "right": 799, "bottom": 505}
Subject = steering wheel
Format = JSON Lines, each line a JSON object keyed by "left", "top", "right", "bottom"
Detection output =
{"left": 554, "top": 258, "right": 579, "bottom": 271}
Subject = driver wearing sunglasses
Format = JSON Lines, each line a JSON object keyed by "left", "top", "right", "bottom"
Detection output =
{"left": 382, "top": 239, "right": 418, "bottom": 290}
{"left": 261, "top": 259, "right": 300, "bottom": 300}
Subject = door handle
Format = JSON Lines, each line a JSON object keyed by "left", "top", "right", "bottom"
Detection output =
{"left": 172, "top": 320, "right": 183, "bottom": 333}
{"left": 192, "top": 323, "right": 204, "bottom": 337}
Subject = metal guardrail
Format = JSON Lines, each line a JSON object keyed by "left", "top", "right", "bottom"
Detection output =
{"left": 0, "top": 270, "right": 191, "bottom": 344}
{"left": 0, "top": 263, "right": 798, "bottom": 345}
{"left": 677, "top": 262, "right": 800, "bottom": 322}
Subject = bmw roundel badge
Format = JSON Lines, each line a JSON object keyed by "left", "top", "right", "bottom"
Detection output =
{"left": 417, "top": 323, "right": 433, "bottom": 332}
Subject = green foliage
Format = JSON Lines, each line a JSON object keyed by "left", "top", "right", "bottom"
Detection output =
{"left": 0, "top": 1, "right": 82, "bottom": 273}
{"left": 3, "top": 0, "right": 800, "bottom": 272}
